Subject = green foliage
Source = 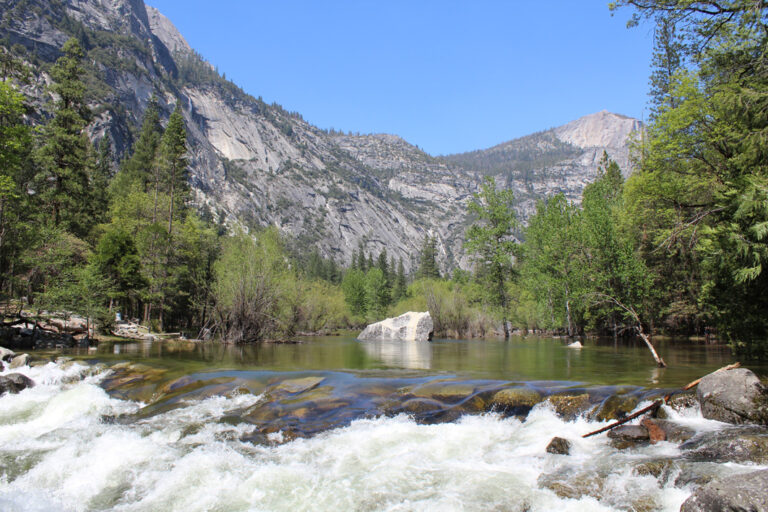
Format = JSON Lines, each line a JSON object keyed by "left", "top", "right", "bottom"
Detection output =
{"left": 34, "top": 38, "right": 97, "bottom": 238}
{"left": 614, "top": 0, "right": 768, "bottom": 353}
{"left": 465, "top": 176, "right": 517, "bottom": 336}
{"left": 416, "top": 235, "right": 440, "bottom": 279}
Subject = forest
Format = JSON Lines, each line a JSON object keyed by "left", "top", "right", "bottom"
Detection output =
{"left": 0, "top": 1, "right": 766, "bottom": 356}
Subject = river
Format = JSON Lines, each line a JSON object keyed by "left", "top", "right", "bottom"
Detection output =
{"left": 0, "top": 335, "right": 765, "bottom": 511}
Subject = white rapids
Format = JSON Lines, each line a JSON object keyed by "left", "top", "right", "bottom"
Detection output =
{"left": 0, "top": 360, "right": 762, "bottom": 512}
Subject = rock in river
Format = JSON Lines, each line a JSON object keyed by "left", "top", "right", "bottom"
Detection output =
{"left": 697, "top": 367, "right": 768, "bottom": 425}
{"left": 0, "top": 373, "right": 35, "bottom": 395}
{"left": 681, "top": 469, "right": 768, "bottom": 512}
{"left": 358, "top": 311, "right": 433, "bottom": 342}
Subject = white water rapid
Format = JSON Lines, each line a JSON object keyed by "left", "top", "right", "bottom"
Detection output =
{"left": 0, "top": 360, "right": 763, "bottom": 512}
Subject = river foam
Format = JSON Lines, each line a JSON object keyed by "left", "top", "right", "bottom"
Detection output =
{"left": 0, "top": 360, "right": 760, "bottom": 511}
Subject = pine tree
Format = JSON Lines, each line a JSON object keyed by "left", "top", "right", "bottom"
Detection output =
{"left": 113, "top": 97, "right": 162, "bottom": 194}
{"left": 416, "top": 235, "right": 440, "bottom": 280}
{"left": 35, "top": 38, "right": 94, "bottom": 238}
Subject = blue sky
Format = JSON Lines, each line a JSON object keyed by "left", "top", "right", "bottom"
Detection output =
{"left": 148, "top": 1, "right": 654, "bottom": 155}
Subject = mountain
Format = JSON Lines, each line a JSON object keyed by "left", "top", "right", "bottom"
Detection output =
{"left": 444, "top": 111, "right": 643, "bottom": 219}
{"left": 0, "top": 0, "right": 641, "bottom": 272}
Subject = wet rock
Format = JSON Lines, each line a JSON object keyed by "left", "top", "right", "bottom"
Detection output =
{"left": 681, "top": 425, "right": 768, "bottom": 464}
{"left": 408, "top": 381, "right": 476, "bottom": 403}
{"left": 538, "top": 468, "right": 604, "bottom": 500}
{"left": 546, "top": 393, "right": 591, "bottom": 421}
{"left": 607, "top": 424, "right": 649, "bottom": 449}
{"left": 591, "top": 394, "right": 639, "bottom": 421}
{"left": 358, "top": 311, "right": 433, "bottom": 342}
{"left": 633, "top": 459, "right": 677, "bottom": 481}
{"left": 641, "top": 418, "right": 666, "bottom": 443}
{"left": 269, "top": 376, "right": 325, "bottom": 394}
{"left": 0, "top": 373, "right": 35, "bottom": 395}
{"left": 489, "top": 387, "right": 542, "bottom": 415}
{"left": 0, "top": 346, "right": 15, "bottom": 362}
{"left": 8, "top": 353, "right": 30, "bottom": 369}
{"left": 681, "top": 469, "right": 768, "bottom": 512}
{"left": 673, "top": 463, "right": 722, "bottom": 487}
{"left": 546, "top": 437, "right": 571, "bottom": 455}
{"left": 650, "top": 419, "right": 695, "bottom": 443}
{"left": 697, "top": 367, "right": 768, "bottom": 425}
{"left": 401, "top": 397, "right": 445, "bottom": 415}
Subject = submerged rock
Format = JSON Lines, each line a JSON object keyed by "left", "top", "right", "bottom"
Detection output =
{"left": 358, "top": 311, "right": 433, "bottom": 342}
{"left": 546, "top": 437, "right": 571, "bottom": 455}
{"left": 0, "top": 373, "right": 35, "bottom": 395}
{"left": 697, "top": 367, "right": 768, "bottom": 425}
{"left": 269, "top": 376, "right": 325, "bottom": 395}
{"left": 681, "top": 469, "right": 768, "bottom": 512}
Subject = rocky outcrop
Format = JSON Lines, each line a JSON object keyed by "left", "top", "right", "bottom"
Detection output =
{"left": 358, "top": 312, "right": 433, "bottom": 342}
{"left": 681, "top": 469, "right": 768, "bottom": 512}
{"left": 0, "top": 373, "right": 35, "bottom": 395}
{"left": 697, "top": 367, "right": 768, "bottom": 424}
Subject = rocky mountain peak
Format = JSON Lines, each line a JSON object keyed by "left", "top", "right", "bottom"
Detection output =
{"left": 146, "top": 5, "right": 192, "bottom": 54}
{"left": 554, "top": 110, "right": 642, "bottom": 150}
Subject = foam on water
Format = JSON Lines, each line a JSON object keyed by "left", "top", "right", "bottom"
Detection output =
{"left": 0, "top": 360, "right": 758, "bottom": 511}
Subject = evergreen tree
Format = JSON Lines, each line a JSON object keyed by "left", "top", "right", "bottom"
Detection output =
{"left": 416, "top": 235, "right": 440, "bottom": 279}
{"left": 35, "top": 38, "right": 95, "bottom": 238}
{"left": 392, "top": 257, "right": 407, "bottom": 302}
{"left": 112, "top": 97, "right": 162, "bottom": 194}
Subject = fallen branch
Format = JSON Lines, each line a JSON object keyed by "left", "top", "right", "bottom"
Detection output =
{"left": 582, "top": 400, "right": 663, "bottom": 438}
{"left": 582, "top": 362, "right": 742, "bottom": 438}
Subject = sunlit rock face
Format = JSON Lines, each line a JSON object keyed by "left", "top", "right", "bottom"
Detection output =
{"left": 1, "top": 0, "right": 640, "bottom": 272}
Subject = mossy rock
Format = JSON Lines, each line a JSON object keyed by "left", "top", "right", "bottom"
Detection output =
{"left": 546, "top": 393, "right": 591, "bottom": 421}
{"left": 489, "top": 387, "right": 542, "bottom": 414}
{"left": 590, "top": 394, "right": 639, "bottom": 421}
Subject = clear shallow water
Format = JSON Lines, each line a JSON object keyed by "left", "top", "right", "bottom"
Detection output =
{"left": 0, "top": 337, "right": 766, "bottom": 511}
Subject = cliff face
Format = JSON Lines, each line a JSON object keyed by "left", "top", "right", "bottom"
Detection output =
{"left": 0, "top": 0, "right": 641, "bottom": 272}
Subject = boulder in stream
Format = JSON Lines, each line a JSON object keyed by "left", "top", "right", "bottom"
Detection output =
{"left": 8, "top": 353, "right": 30, "bottom": 369}
{"left": 358, "top": 311, "right": 433, "bottom": 342}
{"left": 681, "top": 469, "right": 768, "bottom": 512}
{"left": 546, "top": 437, "right": 571, "bottom": 455}
{"left": 697, "top": 367, "right": 768, "bottom": 425}
{"left": 0, "top": 373, "right": 35, "bottom": 395}
{"left": 0, "top": 345, "right": 15, "bottom": 362}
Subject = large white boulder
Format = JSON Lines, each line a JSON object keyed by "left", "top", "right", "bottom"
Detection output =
{"left": 358, "top": 312, "right": 434, "bottom": 342}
